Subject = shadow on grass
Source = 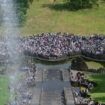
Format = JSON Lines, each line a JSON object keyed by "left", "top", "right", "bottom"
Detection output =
{"left": 42, "top": 3, "right": 93, "bottom": 11}
{"left": 90, "top": 74, "right": 105, "bottom": 93}
{"left": 42, "top": 3, "right": 74, "bottom": 11}
{"left": 94, "top": 97, "right": 105, "bottom": 103}
{"left": 101, "top": 62, "right": 105, "bottom": 67}
{"left": 14, "top": 0, "right": 34, "bottom": 26}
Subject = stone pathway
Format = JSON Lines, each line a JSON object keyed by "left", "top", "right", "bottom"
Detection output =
{"left": 9, "top": 64, "right": 75, "bottom": 105}
{"left": 33, "top": 68, "right": 75, "bottom": 105}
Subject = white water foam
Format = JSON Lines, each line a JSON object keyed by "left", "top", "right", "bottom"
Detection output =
{"left": 0, "top": 0, "right": 22, "bottom": 105}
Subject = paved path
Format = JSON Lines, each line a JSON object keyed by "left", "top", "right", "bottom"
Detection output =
{"left": 33, "top": 68, "right": 75, "bottom": 105}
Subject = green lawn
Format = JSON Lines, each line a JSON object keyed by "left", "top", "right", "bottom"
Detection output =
{"left": 0, "top": 75, "right": 9, "bottom": 105}
{"left": 20, "top": 0, "right": 105, "bottom": 36}
{"left": 88, "top": 74, "right": 105, "bottom": 103}
{"left": 0, "top": 0, "right": 105, "bottom": 104}
{"left": 86, "top": 61, "right": 104, "bottom": 69}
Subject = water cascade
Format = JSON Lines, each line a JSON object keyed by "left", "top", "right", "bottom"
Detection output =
{"left": 0, "top": 0, "right": 22, "bottom": 105}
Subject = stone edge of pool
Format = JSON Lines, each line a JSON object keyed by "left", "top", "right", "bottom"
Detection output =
{"left": 25, "top": 54, "right": 105, "bottom": 62}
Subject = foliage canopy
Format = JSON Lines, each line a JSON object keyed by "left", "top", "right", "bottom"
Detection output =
{"left": 66, "top": 0, "right": 99, "bottom": 10}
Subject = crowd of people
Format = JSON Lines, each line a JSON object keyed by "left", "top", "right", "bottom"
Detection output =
{"left": 70, "top": 70, "right": 104, "bottom": 105}
{"left": 8, "top": 60, "right": 37, "bottom": 105}
{"left": 0, "top": 32, "right": 105, "bottom": 61}
{"left": 19, "top": 33, "right": 105, "bottom": 60}
{"left": 20, "top": 32, "right": 80, "bottom": 58}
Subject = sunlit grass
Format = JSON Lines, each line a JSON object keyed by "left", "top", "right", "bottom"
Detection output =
{"left": 20, "top": 0, "right": 105, "bottom": 36}
{"left": 88, "top": 74, "right": 105, "bottom": 103}
{"left": 86, "top": 61, "right": 104, "bottom": 69}
{"left": 0, "top": 75, "right": 9, "bottom": 105}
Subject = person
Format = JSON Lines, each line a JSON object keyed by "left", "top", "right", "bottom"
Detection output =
{"left": 88, "top": 98, "right": 95, "bottom": 105}
{"left": 75, "top": 96, "right": 79, "bottom": 103}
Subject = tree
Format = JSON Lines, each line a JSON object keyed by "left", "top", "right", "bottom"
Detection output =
{"left": 71, "top": 57, "right": 88, "bottom": 71}
{"left": 66, "top": 0, "right": 99, "bottom": 10}
{"left": 14, "top": 0, "right": 33, "bottom": 26}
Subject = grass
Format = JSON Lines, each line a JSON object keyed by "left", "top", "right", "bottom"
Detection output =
{"left": 86, "top": 61, "right": 104, "bottom": 69}
{"left": 20, "top": 0, "right": 105, "bottom": 36}
{"left": 0, "top": 0, "right": 105, "bottom": 104}
{"left": 0, "top": 75, "right": 9, "bottom": 105}
{"left": 88, "top": 74, "right": 105, "bottom": 103}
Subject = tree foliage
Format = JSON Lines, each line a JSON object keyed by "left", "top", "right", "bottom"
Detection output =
{"left": 66, "top": 0, "right": 99, "bottom": 10}
{"left": 14, "top": 0, "right": 33, "bottom": 26}
{"left": 71, "top": 57, "right": 88, "bottom": 71}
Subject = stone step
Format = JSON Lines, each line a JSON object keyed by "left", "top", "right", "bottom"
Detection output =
{"left": 64, "top": 87, "right": 75, "bottom": 105}
{"left": 35, "top": 69, "right": 43, "bottom": 82}
{"left": 31, "top": 88, "right": 41, "bottom": 105}
{"left": 62, "top": 69, "right": 70, "bottom": 81}
{"left": 40, "top": 91, "right": 64, "bottom": 105}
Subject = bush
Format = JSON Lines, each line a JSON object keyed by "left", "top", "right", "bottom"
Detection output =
{"left": 71, "top": 57, "right": 88, "bottom": 71}
{"left": 14, "top": 0, "right": 33, "bottom": 26}
{"left": 67, "top": 0, "right": 99, "bottom": 10}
